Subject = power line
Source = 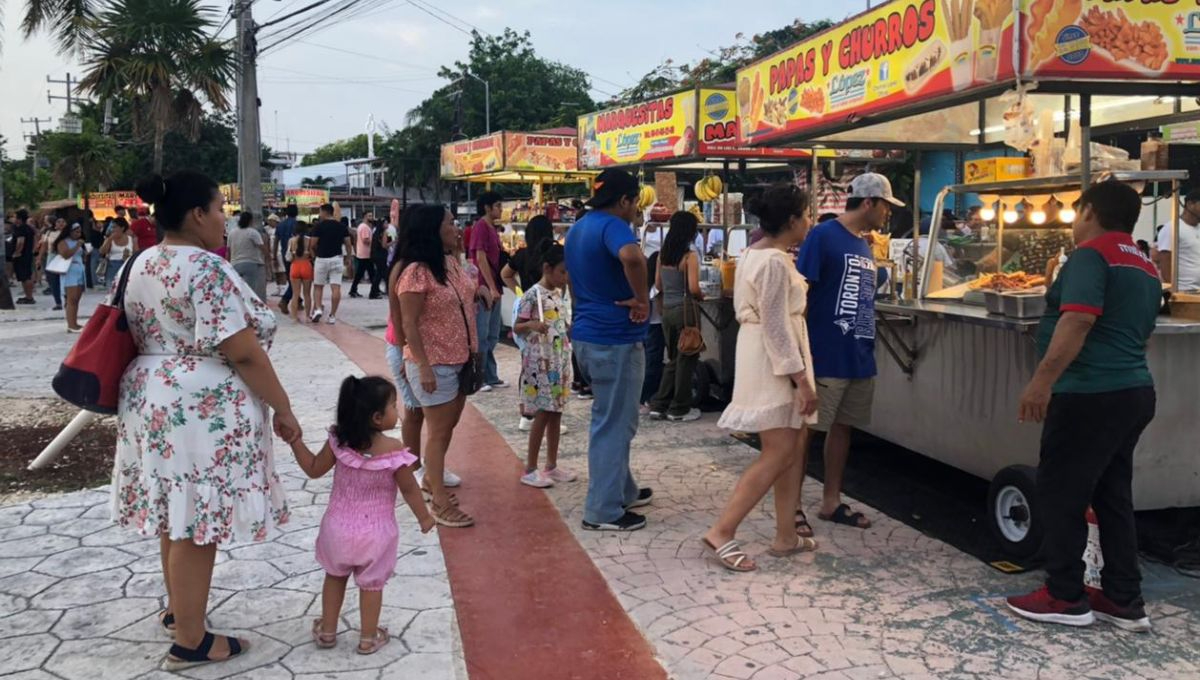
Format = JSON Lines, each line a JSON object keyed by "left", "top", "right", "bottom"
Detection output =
{"left": 405, "top": 0, "right": 471, "bottom": 36}
{"left": 256, "top": 0, "right": 336, "bottom": 31}
{"left": 258, "top": 0, "right": 393, "bottom": 53}
{"left": 408, "top": 0, "right": 487, "bottom": 36}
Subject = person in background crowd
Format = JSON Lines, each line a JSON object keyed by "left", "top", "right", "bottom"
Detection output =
{"left": 288, "top": 222, "right": 314, "bottom": 323}
{"left": 1008, "top": 181, "right": 1161, "bottom": 633}
{"left": 704, "top": 183, "right": 819, "bottom": 572}
{"left": 117, "top": 171, "right": 297, "bottom": 670}
{"left": 4, "top": 216, "right": 16, "bottom": 284}
{"left": 130, "top": 206, "right": 157, "bottom": 251}
{"left": 564, "top": 168, "right": 653, "bottom": 532}
{"left": 795, "top": 173, "right": 901, "bottom": 534}
{"left": 39, "top": 217, "right": 66, "bottom": 311}
{"left": 278, "top": 204, "right": 300, "bottom": 313}
{"left": 265, "top": 213, "right": 284, "bottom": 296}
{"left": 513, "top": 240, "right": 576, "bottom": 489}
{"left": 648, "top": 211, "right": 705, "bottom": 422}
{"left": 469, "top": 191, "right": 508, "bottom": 391}
{"left": 639, "top": 250, "right": 664, "bottom": 413}
{"left": 12, "top": 209, "right": 37, "bottom": 304}
{"left": 368, "top": 216, "right": 389, "bottom": 299}
{"left": 308, "top": 204, "right": 353, "bottom": 325}
{"left": 1136, "top": 239, "right": 1151, "bottom": 258}
{"left": 398, "top": 204, "right": 477, "bottom": 528}
{"left": 54, "top": 223, "right": 87, "bottom": 332}
{"left": 1156, "top": 187, "right": 1200, "bottom": 293}
{"left": 503, "top": 215, "right": 555, "bottom": 432}
{"left": 86, "top": 210, "right": 105, "bottom": 287}
{"left": 964, "top": 205, "right": 983, "bottom": 235}
{"left": 229, "top": 211, "right": 269, "bottom": 300}
{"left": 36, "top": 214, "right": 52, "bottom": 289}
{"left": 350, "top": 213, "right": 377, "bottom": 299}
{"left": 100, "top": 219, "right": 137, "bottom": 287}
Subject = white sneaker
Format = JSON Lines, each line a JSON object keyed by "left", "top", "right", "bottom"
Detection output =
{"left": 310, "top": 308, "right": 323, "bottom": 322}
{"left": 479, "top": 384, "right": 493, "bottom": 392}
{"left": 415, "top": 466, "right": 462, "bottom": 488}
{"left": 667, "top": 408, "right": 702, "bottom": 422}
{"left": 520, "top": 470, "right": 554, "bottom": 488}
{"left": 326, "top": 316, "right": 337, "bottom": 325}
{"left": 490, "top": 380, "right": 509, "bottom": 388}
{"left": 544, "top": 466, "right": 577, "bottom": 483}
{"left": 518, "top": 416, "right": 534, "bottom": 431}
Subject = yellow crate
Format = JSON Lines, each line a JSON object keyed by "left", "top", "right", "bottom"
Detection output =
{"left": 964, "top": 157, "right": 1031, "bottom": 184}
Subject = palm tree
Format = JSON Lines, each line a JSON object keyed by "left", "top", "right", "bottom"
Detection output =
{"left": 77, "top": 0, "right": 233, "bottom": 174}
{"left": 13, "top": 0, "right": 98, "bottom": 54}
{"left": 301, "top": 176, "right": 334, "bottom": 187}
{"left": 41, "top": 127, "right": 116, "bottom": 209}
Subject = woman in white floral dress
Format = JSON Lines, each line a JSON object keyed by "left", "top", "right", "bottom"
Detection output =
{"left": 114, "top": 171, "right": 301, "bottom": 671}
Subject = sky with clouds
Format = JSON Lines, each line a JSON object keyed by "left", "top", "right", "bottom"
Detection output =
{"left": 0, "top": 0, "right": 863, "bottom": 160}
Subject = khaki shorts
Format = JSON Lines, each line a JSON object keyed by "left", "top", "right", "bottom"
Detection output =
{"left": 313, "top": 256, "right": 344, "bottom": 286}
{"left": 811, "top": 378, "right": 875, "bottom": 432}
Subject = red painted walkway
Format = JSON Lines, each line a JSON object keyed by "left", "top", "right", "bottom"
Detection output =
{"left": 311, "top": 322, "right": 666, "bottom": 680}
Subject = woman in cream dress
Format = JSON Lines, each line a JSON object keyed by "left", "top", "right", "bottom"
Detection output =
{"left": 702, "top": 184, "right": 818, "bottom": 572}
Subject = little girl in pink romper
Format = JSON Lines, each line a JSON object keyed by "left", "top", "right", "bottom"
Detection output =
{"left": 287, "top": 375, "right": 436, "bottom": 654}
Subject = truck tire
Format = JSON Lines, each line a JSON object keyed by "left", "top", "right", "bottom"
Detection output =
{"left": 987, "top": 465, "right": 1042, "bottom": 559}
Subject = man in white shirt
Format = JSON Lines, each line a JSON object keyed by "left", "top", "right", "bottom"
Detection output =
{"left": 1156, "top": 189, "right": 1200, "bottom": 292}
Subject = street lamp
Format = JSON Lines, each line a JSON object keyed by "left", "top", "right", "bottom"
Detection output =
{"left": 452, "top": 71, "right": 490, "bottom": 135}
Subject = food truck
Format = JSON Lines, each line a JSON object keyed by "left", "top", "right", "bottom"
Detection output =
{"left": 739, "top": 0, "right": 1200, "bottom": 556}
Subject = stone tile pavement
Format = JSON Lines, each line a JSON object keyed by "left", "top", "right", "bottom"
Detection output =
{"left": 0, "top": 307, "right": 466, "bottom": 679}
{"left": 468, "top": 344, "right": 1200, "bottom": 680}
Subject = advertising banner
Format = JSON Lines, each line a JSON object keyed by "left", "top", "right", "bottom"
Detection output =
{"left": 440, "top": 133, "right": 504, "bottom": 178}
{"left": 504, "top": 132, "right": 579, "bottom": 172}
{"left": 736, "top": 0, "right": 1017, "bottom": 145}
{"left": 285, "top": 188, "right": 329, "bottom": 207}
{"left": 1022, "top": 0, "right": 1200, "bottom": 80}
{"left": 697, "top": 89, "right": 810, "bottom": 158}
{"left": 578, "top": 91, "right": 698, "bottom": 168}
{"left": 80, "top": 191, "right": 146, "bottom": 213}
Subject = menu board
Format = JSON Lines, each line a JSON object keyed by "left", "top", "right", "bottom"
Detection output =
{"left": 1022, "top": 0, "right": 1200, "bottom": 80}
{"left": 80, "top": 191, "right": 147, "bottom": 212}
{"left": 504, "top": 132, "right": 579, "bottom": 172}
{"left": 697, "top": 89, "right": 810, "bottom": 158}
{"left": 440, "top": 133, "right": 504, "bottom": 178}
{"left": 578, "top": 91, "right": 697, "bottom": 169}
{"left": 737, "top": 0, "right": 1017, "bottom": 144}
{"left": 285, "top": 188, "right": 329, "bottom": 207}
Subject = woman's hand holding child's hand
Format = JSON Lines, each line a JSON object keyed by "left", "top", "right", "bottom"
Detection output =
{"left": 419, "top": 513, "right": 437, "bottom": 534}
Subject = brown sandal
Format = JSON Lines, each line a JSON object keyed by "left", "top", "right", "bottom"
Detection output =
{"left": 356, "top": 626, "right": 390, "bottom": 655}
{"left": 421, "top": 483, "right": 459, "bottom": 506}
{"left": 767, "top": 536, "right": 819, "bottom": 557}
{"left": 795, "top": 510, "right": 815, "bottom": 538}
{"left": 431, "top": 502, "right": 474, "bottom": 528}
{"left": 311, "top": 618, "right": 337, "bottom": 649}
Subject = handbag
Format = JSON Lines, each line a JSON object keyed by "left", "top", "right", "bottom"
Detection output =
{"left": 45, "top": 254, "right": 71, "bottom": 275}
{"left": 678, "top": 294, "right": 706, "bottom": 356}
{"left": 450, "top": 271, "right": 485, "bottom": 396}
{"left": 52, "top": 250, "right": 147, "bottom": 414}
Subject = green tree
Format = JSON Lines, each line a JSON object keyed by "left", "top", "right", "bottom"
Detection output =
{"left": 615, "top": 19, "right": 837, "bottom": 104}
{"left": 1, "top": 165, "right": 57, "bottom": 210}
{"left": 41, "top": 124, "right": 118, "bottom": 209}
{"left": 379, "top": 29, "right": 594, "bottom": 198}
{"left": 301, "top": 134, "right": 370, "bottom": 167}
{"left": 77, "top": 0, "right": 234, "bottom": 174}
{"left": 13, "top": 0, "right": 98, "bottom": 54}
{"left": 300, "top": 175, "right": 334, "bottom": 187}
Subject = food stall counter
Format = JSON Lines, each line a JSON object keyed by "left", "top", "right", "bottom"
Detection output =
{"left": 876, "top": 299, "right": 1039, "bottom": 332}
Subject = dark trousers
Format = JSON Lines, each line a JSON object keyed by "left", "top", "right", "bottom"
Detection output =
{"left": 640, "top": 323, "right": 665, "bottom": 404}
{"left": 650, "top": 306, "right": 699, "bottom": 416}
{"left": 45, "top": 272, "right": 62, "bottom": 307}
{"left": 351, "top": 257, "right": 375, "bottom": 295}
{"left": 370, "top": 255, "right": 387, "bottom": 297}
{"left": 1038, "top": 386, "right": 1155, "bottom": 604}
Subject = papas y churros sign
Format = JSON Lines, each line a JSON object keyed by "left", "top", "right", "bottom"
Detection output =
{"left": 736, "top": 0, "right": 1016, "bottom": 144}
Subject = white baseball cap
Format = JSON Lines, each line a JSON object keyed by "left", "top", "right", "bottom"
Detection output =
{"left": 849, "top": 172, "right": 905, "bottom": 207}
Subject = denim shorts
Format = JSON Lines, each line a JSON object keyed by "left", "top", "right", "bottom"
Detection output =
{"left": 404, "top": 360, "right": 463, "bottom": 408}
{"left": 384, "top": 344, "right": 422, "bottom": 411}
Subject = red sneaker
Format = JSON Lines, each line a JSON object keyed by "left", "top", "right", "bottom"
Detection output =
{"left": 1006, "top": 586, "right": 1094, "bottom": 627}
{"left": 1089, "top": 590, "right": 1151, "bottom": 633}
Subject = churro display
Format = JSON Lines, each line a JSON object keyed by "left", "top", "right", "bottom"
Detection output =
{"left": 942, "top": 0, "right": 976, "bottom": 91}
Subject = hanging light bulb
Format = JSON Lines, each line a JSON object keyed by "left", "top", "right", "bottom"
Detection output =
{"left": 1002, "top": 200, "right": 1019, "bottom": 224}
{"left": 1059, "top": 206, "right": 1077, "bottom": 223}
{"left": 1056, "top": 190, "right": 1080, "bottom": 223}
{"left": 978, "top": 194, "right": 998, "bottom": 221}
{"left": 1029, "top": 195, "right": 1050, "bottom": 225}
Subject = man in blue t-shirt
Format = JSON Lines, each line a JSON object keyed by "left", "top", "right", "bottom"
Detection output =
{"left": 565, "top": 168, "right": 653, "bottom": 532}
{"left": 795, "top": 172, "right": 902, "bottom": 533}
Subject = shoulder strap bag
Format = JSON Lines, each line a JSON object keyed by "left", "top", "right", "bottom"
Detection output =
{"left": 448, "top": 265, "right": 485, "bottom": 396}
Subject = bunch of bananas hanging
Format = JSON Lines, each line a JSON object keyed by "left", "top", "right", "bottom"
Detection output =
{"left": 694, "top": 175, "right": 724, "bottom": 202}
{"left": 636, "top": 185, "right": 657, "bottom": 210}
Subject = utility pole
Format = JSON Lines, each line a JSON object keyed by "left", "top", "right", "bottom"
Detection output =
{"left": 47, "top": 73, "right": 76, "bottom": 114}
{"left": 236, "top": 0, "right": 264, "bottom": 222}
{"left": 20, "top": 117, "right": 51, "bottom": 177}
{"left": 0, "top": 162, "right": 11, "bottom": 310}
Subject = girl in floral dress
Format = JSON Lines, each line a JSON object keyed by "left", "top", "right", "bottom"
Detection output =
{"left": 287, "top": 376, "right": 435, "bottom": 654}
{"left": 513, "top": 242, "right": 577, "bottom": 488}
{"left": 114, "top": 172, "right": 300, "bottom": 671}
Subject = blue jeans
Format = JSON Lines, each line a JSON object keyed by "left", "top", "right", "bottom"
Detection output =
{"left": 575, "top": 340, "right": 644, "bottom": 524}
{"left": 640, "top": 323, "right": 664, "bottom": 404}
{"left": 475, "top": 301, "right": 503, "bottom": 385}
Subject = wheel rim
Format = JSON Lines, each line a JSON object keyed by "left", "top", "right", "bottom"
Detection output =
{"left": 995, "top": 485, "right": 1030, "bottom": 543}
